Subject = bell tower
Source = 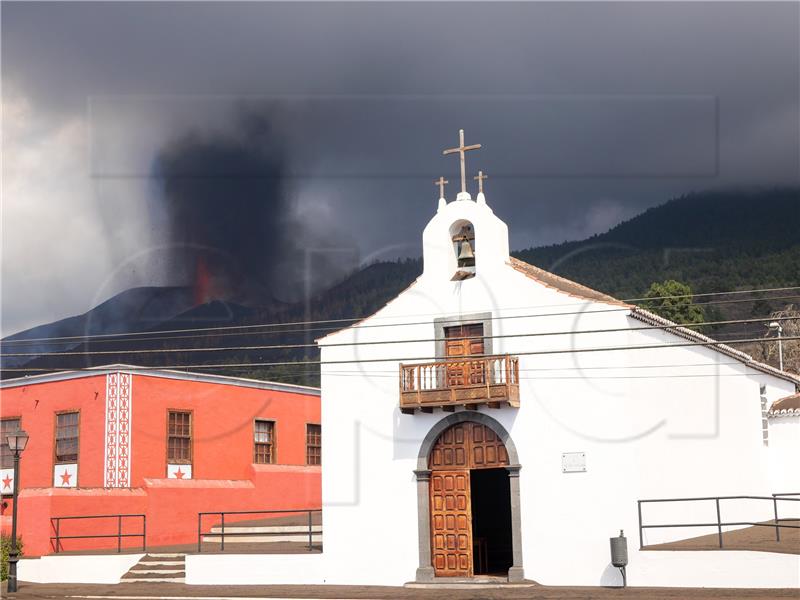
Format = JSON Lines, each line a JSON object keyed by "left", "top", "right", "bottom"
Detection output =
{"left": 422, "top": 130, "right": 510, "bottom": 282}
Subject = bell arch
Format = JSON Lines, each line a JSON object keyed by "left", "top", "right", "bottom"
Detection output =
{"left": 413, "top": 412, "right": 524, "bottom": 582}
{"left": 449, "top": 219, "right": 476, "bottom": 279}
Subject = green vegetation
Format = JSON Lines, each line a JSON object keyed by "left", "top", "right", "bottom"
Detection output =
{"left": 1, "top": 535, "right": 23, "bottom": 581}
{"left": 641, "top": 280, "right": 705, "bottom": 325}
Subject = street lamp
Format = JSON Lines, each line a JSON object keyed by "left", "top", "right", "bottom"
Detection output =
{"left": 768, "top": 321, "right": 784, "bottom": 372}
{"left": 6, "top": 429, "right": 29, "bottom": 593}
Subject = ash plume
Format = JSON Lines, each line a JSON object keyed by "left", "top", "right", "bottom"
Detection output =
{"left": 153, "top": 109, "right": 292, "bottom": 305}
{"left": 152, "top": 106, "right": 358, "bottom": 307}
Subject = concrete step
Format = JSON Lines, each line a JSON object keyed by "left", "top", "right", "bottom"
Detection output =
{"left": 201, "top": 533, "right": 322, "bottom": 543}
{"left": 208, "top": 524, "right": 322, "bottom": 534}
{"left": 123, "top": 570, "right": 186, "bottom": 578}
{"left": 128, "top": 568, "right": 185, "bottom": 574}
{"left": 120, "top": 577, "right": 186, "bottom": 583}
{"left": 121, "top": 553, "right": 186, "bottom": 584}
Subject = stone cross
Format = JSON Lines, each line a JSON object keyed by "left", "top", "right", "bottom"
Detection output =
{"left": 435, "top": 176, "right": 449, "bottom": 199}
{"left": 443, "top": 129, "right": 481, "bottom": 195}
{"left": 474, "top": 170, "right": 488, "bottom": 194}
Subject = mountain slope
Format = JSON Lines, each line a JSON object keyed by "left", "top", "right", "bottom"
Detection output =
{"left": 4, "top": 187, "right": 798, "bottom": 382}
{"left": 1, "top": 287, "right": 196, "bottom": 368}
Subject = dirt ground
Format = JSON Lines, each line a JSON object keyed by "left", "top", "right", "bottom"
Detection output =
{"left": 645, "top": 520, "right": 800, "bottom": 555}
{"left": 4, "top": 581, "right": 799, "bottom": 600}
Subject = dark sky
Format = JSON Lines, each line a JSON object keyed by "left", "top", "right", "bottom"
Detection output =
{"left": 2, "top": 2, "right": 798, "bottom": 334}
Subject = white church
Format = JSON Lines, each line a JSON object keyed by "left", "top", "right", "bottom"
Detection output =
{"left": 20, "top": 131, "right": 800, "bottom": 589}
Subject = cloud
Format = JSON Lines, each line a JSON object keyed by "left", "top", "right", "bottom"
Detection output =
{"left": 1, "top": 89, "right": 158, "bottom": 335}
{"left": 1, "top": 2, "right": 798, "bottom": 333}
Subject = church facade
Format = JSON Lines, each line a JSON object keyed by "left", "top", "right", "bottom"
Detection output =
{"left": 1, "top": 366, "right": 320, "bottom": 556}
{"left": 315, "top": 170, "right": 798, "bottom": 586}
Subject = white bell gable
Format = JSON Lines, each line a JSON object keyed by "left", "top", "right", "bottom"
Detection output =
{"left": 421, "top": 194, "right": 510, "bottom": 282}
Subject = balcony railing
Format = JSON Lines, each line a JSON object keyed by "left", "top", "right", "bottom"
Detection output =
{"left": 399, "top": 354, "right": 520, "bottom": 414}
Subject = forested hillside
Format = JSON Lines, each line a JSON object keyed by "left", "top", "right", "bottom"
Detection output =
{"left": 5, "top": 187, "right": 798, "bottom": 384}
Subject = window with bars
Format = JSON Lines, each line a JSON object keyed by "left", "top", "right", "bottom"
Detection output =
{"left": 167, "top": 411, "right": 192, "bottom": 464}
{"left": 1, "top": 418, "right": 21, "bottom": 470}
{"left": 253, "top": 420, "right": 275, "bottom": 464}
{"left": 306, "top": 424, "right": 321, "bottom": 466}
{"left": 55, "top": 412, "right": 79, "bottom": 463}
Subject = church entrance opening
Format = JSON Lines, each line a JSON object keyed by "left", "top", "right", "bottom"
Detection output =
{"left": 470, "top": 468, "right": 512, "bottom": 575}
{"left": 428, "top": 420, "right": 512, "bottom": 577}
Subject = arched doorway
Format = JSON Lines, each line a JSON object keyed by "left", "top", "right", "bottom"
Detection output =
{"left": 414, "top": 413, "right": 524, "bottom": 582}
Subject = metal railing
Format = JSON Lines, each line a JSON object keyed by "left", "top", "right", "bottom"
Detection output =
{"left": 637, "top": 494, "right": 800, "bottom": 549}
{"left": 197, "top": 508, "right": 321, "bottom": 552}
{"left": 50, "top": 514, "right": 146, "bottom": 553}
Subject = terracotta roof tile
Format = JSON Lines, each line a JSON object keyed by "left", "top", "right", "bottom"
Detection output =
{"left": 769, "top": 392, "right": 800, "bottom": 418}
{"left": 508, "top": 257, "right": 629, "bottom": 306}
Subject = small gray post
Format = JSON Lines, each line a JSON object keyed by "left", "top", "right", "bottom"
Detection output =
{"left": 773, "top": 496, "right": 781, "bottom": 542}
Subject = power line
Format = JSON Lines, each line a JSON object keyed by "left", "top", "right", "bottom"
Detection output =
{"left": 1, "top": 314, "right": 795, "bottom": 358}
{"left": 2, "top": 290, "right": 798, "bottom": 347}
{"left": 2, "top": 334, "right": 797, "bottom": 374}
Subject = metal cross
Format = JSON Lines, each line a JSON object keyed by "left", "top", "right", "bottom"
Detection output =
{"left": 443, "top": 129, "right": 481, "bottom": 195}
{"left": 474, "top": 170, "right": 488, "bottom": 194}
{"left": 435, "top": 176, "right": 449, "bottom": 198}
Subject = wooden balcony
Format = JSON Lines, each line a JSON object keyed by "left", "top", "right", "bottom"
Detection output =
{"left": 399, "top": 354, "right": 520, "bottom": 414}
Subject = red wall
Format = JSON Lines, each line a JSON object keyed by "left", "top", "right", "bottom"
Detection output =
{"left": 0, "top": 372, "right": 321, "bottom": 556}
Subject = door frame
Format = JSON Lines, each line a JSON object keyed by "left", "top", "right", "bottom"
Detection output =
{"left": 414, "top": 412, "right": 524, "bottom": 582}
{"left": 433, "top": 312, "right": 494, "bottom": 360}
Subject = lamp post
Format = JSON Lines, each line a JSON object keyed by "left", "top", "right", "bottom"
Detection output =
{"left": 768, "top": 321, "right": 784, "bottom": 371}
{"left": 6, "top": 429, "right": 29, "bottom": 593}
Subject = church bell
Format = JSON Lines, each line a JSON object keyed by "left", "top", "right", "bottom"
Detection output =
{"left": 457, "top": 237, "right": 474, "bottom": 261}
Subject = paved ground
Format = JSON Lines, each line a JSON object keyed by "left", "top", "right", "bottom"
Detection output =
{"left": 645, "top": 520, "right": 800, "bottom": 555}
{"left": 3, "top": 582, "right": 799, "bottom": 600}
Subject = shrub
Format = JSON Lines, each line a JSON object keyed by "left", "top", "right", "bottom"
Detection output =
{"left": 1, "top": 535, "right": 23, "bottom": 582}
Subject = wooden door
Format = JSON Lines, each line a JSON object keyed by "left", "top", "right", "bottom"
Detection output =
{"left": 430, "top": 470, "right": 473, "bottom": 577}
{"left": 429, "top": 422, "right": 510, "bottom": 471}
{"left": 444, "top": 324, "right": 485, "bottom": 386}
{"left": 427, "top": 422, "right": 510, "bottom": 577}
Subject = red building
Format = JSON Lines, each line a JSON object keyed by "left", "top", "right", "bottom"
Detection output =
{"left": 0, "top": 365, "right": 321, "bottom": 556}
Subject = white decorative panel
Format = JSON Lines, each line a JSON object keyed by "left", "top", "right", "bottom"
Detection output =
{"left": 0, "top": 468, "right": 14, "bottom": 494}
{"left": 104, "top": 372, "right": 133, "bottom": 488}
{"left": 167, "top": 464, "right": 192, "bottom": 479}
{"left": 54, "top": 463, "right": 78, "bottom": 487}
{"left": 562, "top": 452, "right": 587, "bottom": 473}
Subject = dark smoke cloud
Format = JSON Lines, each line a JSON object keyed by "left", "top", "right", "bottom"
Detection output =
{"left": 152, "top": 106, "right": 359, "bottom": 307}
{"left": 153, "top": 108, "right": 291, "bottom": 304}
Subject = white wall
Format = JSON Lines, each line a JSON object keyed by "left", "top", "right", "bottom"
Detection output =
{"left": 187, "top": 554, "right": 325, "bottom": 585}
{"left": 768, "top": 415, "right": 800, "bottom": 521}
{"left": 18, "top": 554, "right": 143, "bottom": 584}
{"left": 630, "top": 551, "right": 800, "bottom": 588}
{"left": 316, "top": 197, "right": 798, "bottom": 587}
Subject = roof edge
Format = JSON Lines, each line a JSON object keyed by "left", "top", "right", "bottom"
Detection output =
{"left": 0, "top": 363, "right": 320, "bottom": 395}
{"left": 316, "top": 277, "right": 423, "bottom": 344}
{"left": 508, "top": 257, "right": 631, "bottom": 307}
{"left": 629, "top": 308, "right": 800, "bottom": 386}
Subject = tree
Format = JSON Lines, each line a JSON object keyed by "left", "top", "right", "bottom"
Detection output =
{"left": 756, "top": 304, "right": 799, "bottom": 374}
{"left": 641, "top": 280, "right": 705, "bottom": 325}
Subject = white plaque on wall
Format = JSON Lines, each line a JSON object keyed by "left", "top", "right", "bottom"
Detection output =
{"left": 1, "top": 468, "right": 14, "bottom": 495}
{"left": 53, "top": 463, "right": 78, "bottom": 487}
{"left": 167, "top": 464, "right": 192, "bottom": 479}
{"left": 562, "top": 452, "right": 586, "bottom": 473}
